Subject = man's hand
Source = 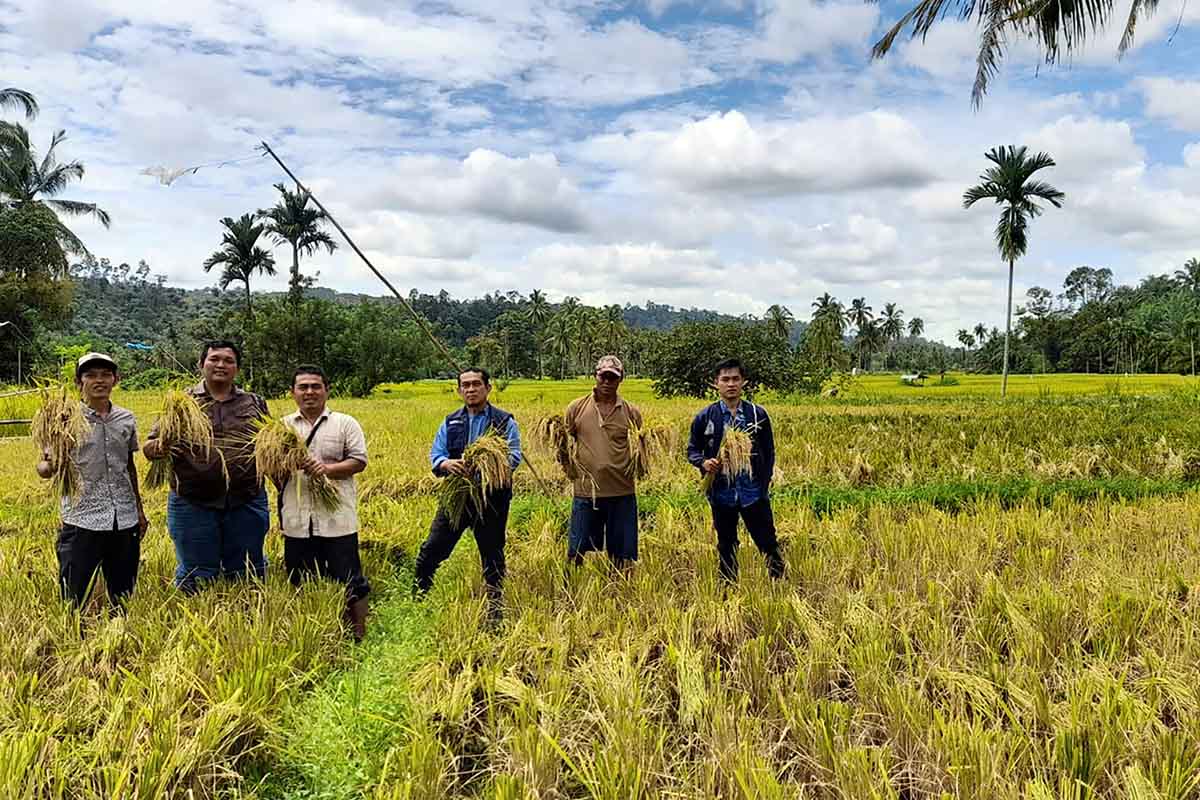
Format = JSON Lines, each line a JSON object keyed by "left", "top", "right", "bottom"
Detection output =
{"left": 440, "top": 458, "right": 470, "bottom": 477}
{"left": 301, "top": 456, "right": 328, "bottom": 479}
{"left": 138, "top": 510, "right": 150, "bottom": 536}
{"left": 36, "top": 459, "right": 53, "bottom": 479}
{"left": 143, "top": 438, "right": 167, "bottom": 459}
{"left": 703, "top": 458, "right": 721, "bottom": 475}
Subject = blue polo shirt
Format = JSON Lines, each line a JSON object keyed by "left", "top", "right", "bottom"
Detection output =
{"left": 711, "top": 402, "right": 761, "bottom": 508}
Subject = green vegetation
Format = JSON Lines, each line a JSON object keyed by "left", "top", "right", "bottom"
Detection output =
{"left": 4, "top": 379, "right": 1200, "bottom": 797}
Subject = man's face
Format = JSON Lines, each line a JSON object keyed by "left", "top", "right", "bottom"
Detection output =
{"left": 714, "top": 368, "right": 746, "bottom": 402}
{"left": 77, "top": 366, "right": 116, "bottom": 402}
{"left": 594, "top": 370, "right": 622, "bottom": 398}
{"left": 458, "top": 371, "right": 491, "bottom": 406}
{"left": 200, "top": 347, "right": 239, "bottom": 384}
{"left": 292, "top": 373, "right": 328, "bottom": 414}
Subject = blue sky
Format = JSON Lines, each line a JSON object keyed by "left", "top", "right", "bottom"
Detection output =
{"left": 3, "top": 0, "right": 1199, "bottom": 342}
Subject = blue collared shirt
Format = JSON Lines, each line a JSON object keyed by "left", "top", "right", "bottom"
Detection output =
{"left": 430, "top": 410, "right": 522, "bottom": 472}
{"left": 711, "top": 401, "right": 761, "bottom": 508}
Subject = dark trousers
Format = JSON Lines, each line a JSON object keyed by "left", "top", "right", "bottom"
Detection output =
{"left": 56, "top": 523, "right": 141, "bottom": 607}
{"left": 414, "top": 490, "right": 511, "bottom": 601}
{"left": 568, "top": 494, "right": 639, "bottom": 565}
{"left": 284, "top": 533, "right": 363, "bottom": 585}
{"left": 711, "top": 497, "right": 784, "bottom": 582}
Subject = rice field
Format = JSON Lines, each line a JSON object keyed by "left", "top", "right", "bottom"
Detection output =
{"left": 4, "top": 375, "right": 1200, "bottom": 798}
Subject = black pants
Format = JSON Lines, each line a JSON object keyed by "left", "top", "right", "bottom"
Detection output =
{"left": 56, "top": 523, "right": 141, "bottom": 607}
{"left": 711, "top": 498, "right": 784, "bottom": 582}
{"left": 284, "top": 533, "right": 363, "bottom": 586}
{"left": 414, "top": 490, "right": 510, "bottom": 600}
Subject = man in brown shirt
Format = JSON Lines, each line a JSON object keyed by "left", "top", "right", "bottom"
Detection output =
{"left": 563, "top": 355, "right": 643, "bottom": 568}
{"left": 143, "top": 340, "right": 271, "bottom": 594}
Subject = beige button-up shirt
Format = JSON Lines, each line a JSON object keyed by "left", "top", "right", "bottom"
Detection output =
{"left": 280, "top": 408, "right": 368, "bottom": 538}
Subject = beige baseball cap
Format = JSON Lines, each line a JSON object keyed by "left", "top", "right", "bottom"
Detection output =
{"left": 75, "top": 351, "right": 118, "bottom": 377}
{"left": 595, "top": 355, "right": 624, "bottom": 377}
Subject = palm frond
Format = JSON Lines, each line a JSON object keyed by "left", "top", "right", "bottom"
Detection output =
{"left": 0, "top": 88, "right": 37, "bottom": 119}
{"left": 45, "top": 198, "right": 110, "bottom": 227}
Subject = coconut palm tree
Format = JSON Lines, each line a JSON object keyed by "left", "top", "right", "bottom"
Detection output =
{"left": 854, "top": 319, "right": 884, "bottom": 371}
{"left": 964, "top": 145, "right": 1064, "bottom": 397}
{"left": 544, "top": 312, "right": 573, "bottom": 379}
{"left": 881, "top": 303, "right": 905, "bottom": 341}
{"left": 203, "top": 214, "right": 277, "bottom": 323}
{"left": 957, "top": 329, "right": 975, "bottom": 366}
{"left": 872, "top": 0, "right": 1159, "bottom": 107}
{"left": 526, "top": 289, "right": 551, "bottom": 379}
{"left": 848, "top": 298, "right": 874, "bottom": 336}
{"left": 907, "top": 317, "right": 925, "bottom": 338}
{"left": 973, "top": 323, "right": 988, "bottom": 344}
{"left": 0, "top": 88, "right": 37, "bottom": 119}
{"left": 259, "top": 182, "right": 337, "bottom": 306}
{"left": 765, "top": 304, "right": 794, "bottom": 342}
{"left": 602, "top": 304, "right": 626, "bottom": 354}
{"left": 1174, "top": 258, "right": 1200, "bottom": 297}
{"left": 0, "top": 124, "right": 110, "bottom": 256}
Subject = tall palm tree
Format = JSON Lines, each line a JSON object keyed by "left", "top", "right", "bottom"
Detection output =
{"left": 544, "top": 312, "right": 573, "bottom": 379}
{"left": 908, "top": 317, "right": 925, "bottom": 338}
{"left": 0, "top": 88, "right": 37, "bottom": 119}
{"left": 880, "top": 302, "right": 905, "bottom": 341}
{"left": 0, "top": 124, "right": 110, "bottom": 256}
{"left": 848, "top": 298, "right": 874, "bottom": 336}
{"left": 872, "top": 0, "right": 1158, "bottom": 107}
{"left": 854, "top": 319, "right": 884, "bottom": 371}
{"left": 602, "top": 304, "right": 626, "bottom": 354}
{"left": 1174, "top": 258, "right": 1200, "bottom": 297}
{"left": 526, "top": 289, "right": 551, "bottom": 379}
{"left": 259, "top": 182, "right": 337, "bottom": 306}
{"left": 964, "top": 145, "right": 1064, "bottom": 397}
{"left": 957, "top": 329, "right": 975, "bottom": 366}
{"left": 203, "top": 214, "right": 277, "bottom": 323}
{"left": 765, "top": 304, "right": 794, "bottom": 342}
{"left": 811, "top": 293, "right": 846, "bottom": 335}
{"left": 973, "top": 322, "right": 988, "bottom": 344}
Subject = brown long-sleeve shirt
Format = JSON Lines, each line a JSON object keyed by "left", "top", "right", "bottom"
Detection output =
{"left": 565, "top": 392, "right": 643, "bottom": 499}
{"left": 149, "top": 381, "right": 268, "bottom": 509}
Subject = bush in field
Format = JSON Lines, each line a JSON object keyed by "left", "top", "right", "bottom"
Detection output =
{"left": 647, "top": 320, "right": 829, "bottom": 398}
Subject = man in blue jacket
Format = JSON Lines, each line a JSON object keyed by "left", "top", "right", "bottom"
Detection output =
{"left": 687, "top": 358, "right": 784, "bottom": 583}
{"left": 414, "top": 366, "right": 522, "bottom": 619}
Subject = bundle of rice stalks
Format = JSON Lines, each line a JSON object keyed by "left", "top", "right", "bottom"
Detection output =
{"left": 31, "top": 384, "right": 91, "bottom": 497}
{"left": 438, "top": 431, "right": 513, "bottom": 527}
{"left": 144, "top": 389, "right": 214, "bottom": 489}
{"left": 701, "top": 427, "right": 754, "bottom": 493}
{"left": 534, "top": 414, "right": 581, "bottom": 481}
{"left": 250, "top": 417, "right": 342, "bottom": 513}
{"left": 626, "top": 420, "right": 672, "bottom": 479}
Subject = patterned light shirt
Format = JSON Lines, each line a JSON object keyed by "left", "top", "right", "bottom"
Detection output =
{"left": 60, "top": 402, "right": 140, "bottom": 531}
{"left": 279, "top": 408, "right": 368, "bottom": 539}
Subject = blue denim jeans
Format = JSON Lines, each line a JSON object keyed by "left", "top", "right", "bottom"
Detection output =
{"left": 167, "top": 490, "right": 269, "bottom": 593}
{"left": 568, "top": 494, "right": 638, "bottom": 564}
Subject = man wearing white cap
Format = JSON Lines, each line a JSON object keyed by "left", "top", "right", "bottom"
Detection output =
{"left": 561, "top": 355, "right": 643, "bottom": 568}
{"left": 35, "top": 352, "right": 148, "bottom": 608}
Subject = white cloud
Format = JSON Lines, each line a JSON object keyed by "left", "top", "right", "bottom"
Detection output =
{"left": 751, "top": 0, "right": 879, "bottom": 62}
{"left": 1139, "top": 77, "right": 1200, "bottom": 131}
{"left": 584, "top": 110, "right": 935, "bottom": 195}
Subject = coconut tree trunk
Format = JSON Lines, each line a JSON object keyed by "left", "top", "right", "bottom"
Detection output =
{"left": 1001, "top": 258, "right": 1013, "bottom": 398}
{"left": 289, "top": 242, "right": 301, "bottom": 306}
{"left": 1191, "top": 339, "right": 1195, "bottom": 376}
{"left": 244, "top": 280, "right": 254, "bottom": 324}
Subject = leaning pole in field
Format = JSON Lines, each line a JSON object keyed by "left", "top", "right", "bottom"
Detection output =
{"left": 258, "top": 141, "right": 557, "bottom": 495}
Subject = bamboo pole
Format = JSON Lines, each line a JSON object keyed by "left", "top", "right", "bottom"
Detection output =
{"left": 257, "top": 142, "right": 558, "bottom": 496}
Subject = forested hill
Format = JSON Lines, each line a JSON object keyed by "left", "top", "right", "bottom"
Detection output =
{"left": 64, "top": 261, "right": 746, "bottom": 349}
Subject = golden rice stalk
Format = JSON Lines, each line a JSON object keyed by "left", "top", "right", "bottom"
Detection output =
{"left": 144, "top": 389, "right": 214, "bottom": 489}
{"left": 250, "top": 417, "right": 342, "bottom": 512}
{"left": 626, "top": 420, "right": 671, "bottom": 479}
{"left": 437, "top": 432, "right": 512, "bottom": 527}
{"left": 701, "top": 427, "right": 754, "bottom": 493}
{"left": 31, "top": 384, "right": 90, "bottom": 498}
{"left": 534, "top": 414, "right": 582, "bottom": 481}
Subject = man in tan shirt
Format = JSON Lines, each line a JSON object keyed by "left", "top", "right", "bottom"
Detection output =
{"left": 562, "top": 355, "right": 643, "bottom": 568}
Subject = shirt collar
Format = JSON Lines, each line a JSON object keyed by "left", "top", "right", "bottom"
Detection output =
{"left": 720, "top": 400, "right": 744, "bottom": 417}
{"left": 289, "top": 406, "right": 332, "bottom": 424}
{"left": 193, "top": 380, "right": 243, "bottom": 399}
{"left": 591, "top": 389, "right": 624, "bottom": 408}
{"left": 80, "top": 400, "right": 112, "bottom": 419}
